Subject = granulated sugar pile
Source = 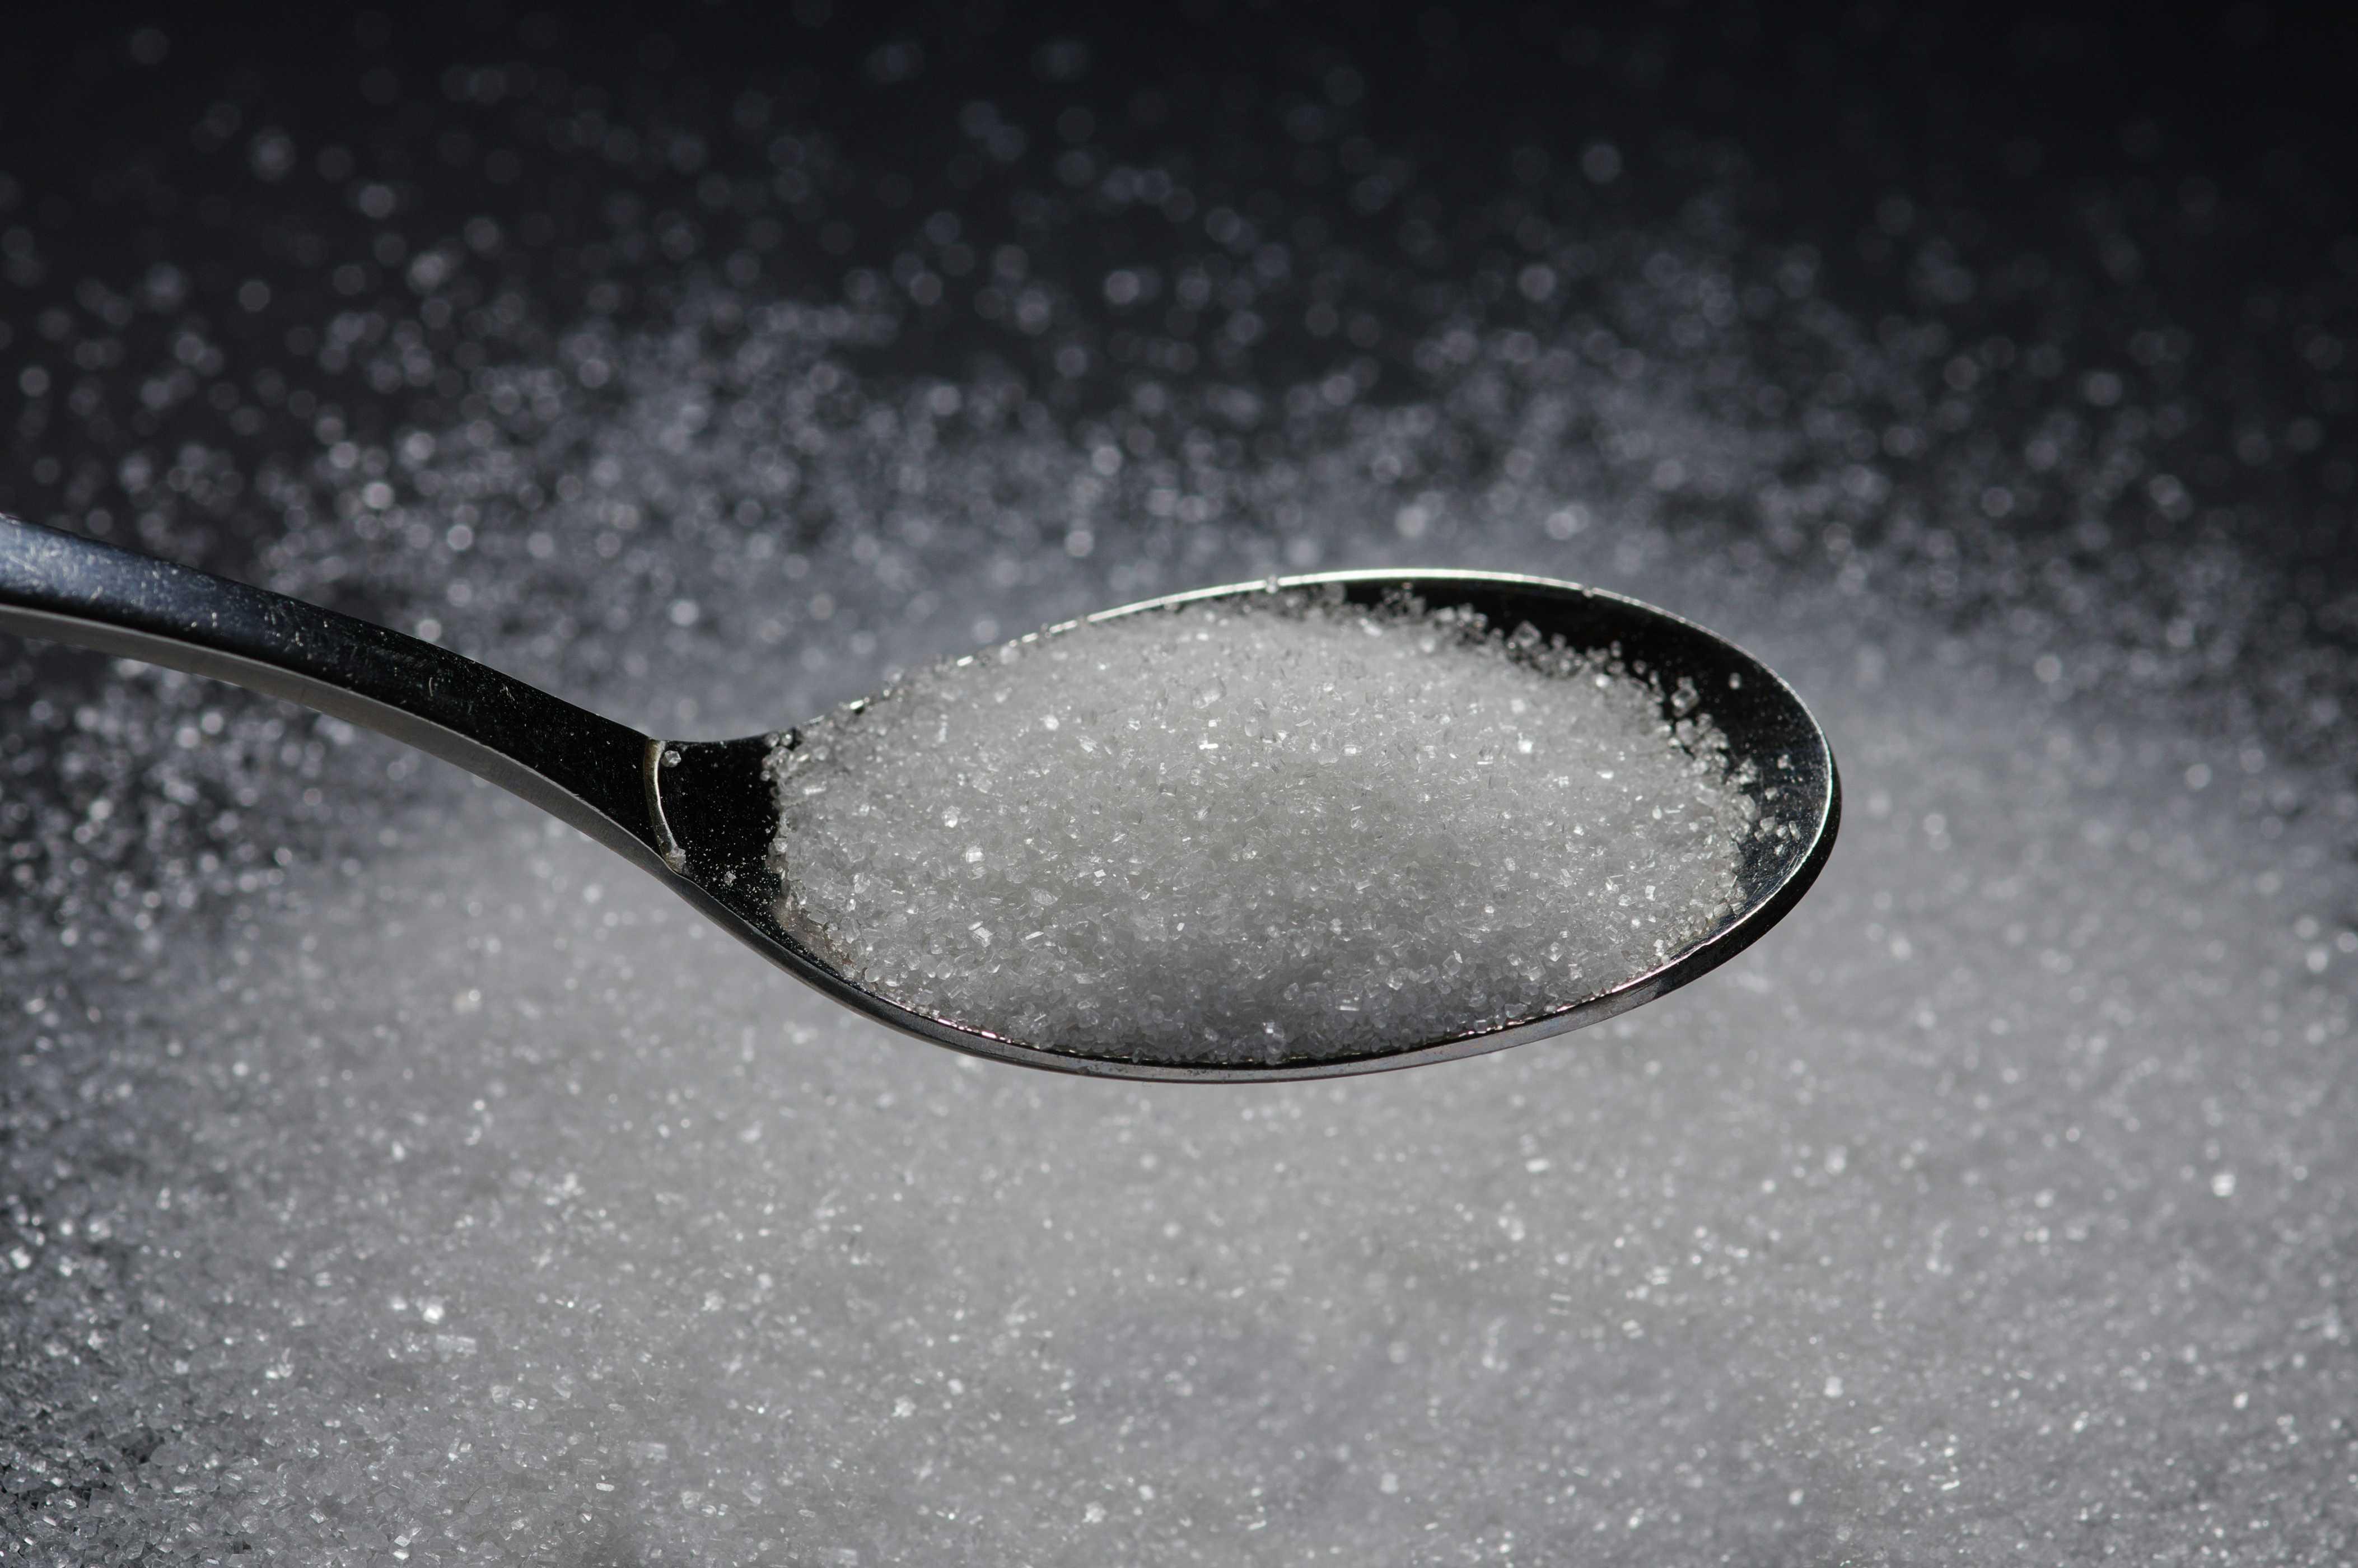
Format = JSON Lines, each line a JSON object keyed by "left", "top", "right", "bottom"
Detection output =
{"left": 768, "top": 591, "right": 1751, "bottom": 1063}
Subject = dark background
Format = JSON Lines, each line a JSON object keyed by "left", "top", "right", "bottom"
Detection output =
{"left": 7, "top": 0, "right": 2352, "bottom": 504}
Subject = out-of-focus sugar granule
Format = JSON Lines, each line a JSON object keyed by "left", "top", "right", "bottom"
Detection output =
{"left": 769, "top": 590, "right": 1750, "bottom": 1063}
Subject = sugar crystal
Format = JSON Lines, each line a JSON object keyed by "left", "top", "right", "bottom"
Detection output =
{"left": 768, "top": 590, "right": 1752, "bottom": 1064}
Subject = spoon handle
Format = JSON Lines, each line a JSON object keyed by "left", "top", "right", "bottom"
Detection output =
{"left": 0, "top": 514, "right": 666, "bottom": 869}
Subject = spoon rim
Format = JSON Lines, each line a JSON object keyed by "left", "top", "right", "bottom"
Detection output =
{"left": 729, "top": 567, "right": 1839, "bottom": 1083}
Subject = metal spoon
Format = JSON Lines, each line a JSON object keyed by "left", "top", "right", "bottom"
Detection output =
{"left": 0, "top": 514, "right": 1838, "bottom": 1082}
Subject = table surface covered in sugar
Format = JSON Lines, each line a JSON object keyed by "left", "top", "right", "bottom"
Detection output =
{"left": 1, "top": 8, "right": 2353, "bottom": 1565}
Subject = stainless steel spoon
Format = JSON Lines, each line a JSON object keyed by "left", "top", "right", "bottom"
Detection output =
{"left": 0, "top": 514, "right": 1838, "bottom": 1082}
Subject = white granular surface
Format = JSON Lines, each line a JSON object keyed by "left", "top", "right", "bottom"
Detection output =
{"left": 11, "top": 16, "right": 2358, "bottom": 1565}
{"left": 767, "top": 593, "right": 1752, "bottom": 1064}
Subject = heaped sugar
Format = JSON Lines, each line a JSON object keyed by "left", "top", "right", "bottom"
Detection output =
{"left": 767, "top": 589, "right": 1754, "bottom": 1065}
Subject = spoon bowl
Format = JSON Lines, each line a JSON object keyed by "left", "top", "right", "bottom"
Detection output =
{"left": 1, "top": 517, "right": 1837, "bottom": 1081}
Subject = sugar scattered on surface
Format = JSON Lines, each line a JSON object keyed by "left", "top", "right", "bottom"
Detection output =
{"left": 5, "top": 11, "right": 2356, "bottom": 1564}
{"left": 769, "top": 591, "right": 1752, "bottom": 1063}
